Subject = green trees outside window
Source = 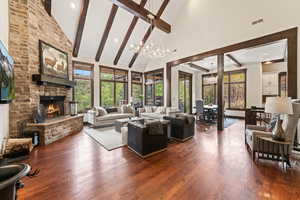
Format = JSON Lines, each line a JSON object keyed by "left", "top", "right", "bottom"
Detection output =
{"left": 73, "top": 62, "right": 94, "bottom": 112}
{"left": 100, "top": 66, "right": 128, "bottom": 107}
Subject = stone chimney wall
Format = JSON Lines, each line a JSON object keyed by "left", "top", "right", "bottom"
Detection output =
{"left": 9, "top": 0, "right": 73, "bottom": 137}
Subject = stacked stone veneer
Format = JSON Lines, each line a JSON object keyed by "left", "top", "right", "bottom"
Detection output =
{"left": 9, "top": 0, "right": 73, "bottom": 137}
{"left": 28, "top": 116, "right": 84, "bottom": 145}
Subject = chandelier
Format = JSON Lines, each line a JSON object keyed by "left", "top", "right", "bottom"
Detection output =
{"left": 129, "top": 1, "right": 175, "bottom": 58}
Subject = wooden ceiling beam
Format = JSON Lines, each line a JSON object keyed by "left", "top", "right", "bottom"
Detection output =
{"left": 226, "top": 54, "right": 242, "bottom": 67}
{"left": 187, "top": 63, "right": 210, "bottom": 72}
{"left": 113, "top": 0, "right": 148, "bottom": 65}
{"left": 129, "top": 0, "right": 170, "bottom": 68}
{"left": 95, "top": 4, "right": 119, "bottom": 62}
{"left": 73, "top": 0, "right": 90, "bottom": 57}
{"left": 110, "top": 0, "right": 171, "bottom": 33}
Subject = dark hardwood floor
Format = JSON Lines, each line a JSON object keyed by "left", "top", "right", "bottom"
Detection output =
{"left": 19, "top": 121, "right": 300, "bottom": 200}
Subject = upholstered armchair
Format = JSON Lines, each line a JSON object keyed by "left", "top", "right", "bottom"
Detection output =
{"left": 164, "top": 114, "right": 195, "bottom": 142}
{"left": 245, "top": 100, "right": 300, "bottom": 165}
{"left": 127, "top": 120, "right": 168, "bottom": 158}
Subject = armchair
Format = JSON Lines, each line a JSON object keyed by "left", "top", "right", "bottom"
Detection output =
{"left": 164, "top": 114, "right": 195, "bottom": 142}
{"left": 245, "top": 100, "right": 300, "bottom": 166}
{"left": 127, "top": 120, "right": 168, "bottom": 158}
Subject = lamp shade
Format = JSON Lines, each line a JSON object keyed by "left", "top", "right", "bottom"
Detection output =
{"left": 265, "top": 97, "right": 293, "bottom": 115}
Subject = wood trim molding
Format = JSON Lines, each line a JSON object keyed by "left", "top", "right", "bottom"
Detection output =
{"left": 226, "top": 54, "right": 242, "bottom": 67}
{"left": 187, "top": 63, "right": 209, "bottom": 72}
{"left": 167, "top": 28, "right": 297, "bottom": 66}
{"left": 166, "top": 27, "right": 298, "bottom": 107}
{"left": 95, "top": 4, "right": 119, "bottom": 62}
{"left": 217, "top": 54, "right": 224, "bottom": 131}
{"left": 43, "top": 0, "right": 52, "bottom": 16}
{"left": 113, "top": 0, "right": 148, "bottom": 65}
{"left": 73, "top": 0, "right": 90, "bottom": 57}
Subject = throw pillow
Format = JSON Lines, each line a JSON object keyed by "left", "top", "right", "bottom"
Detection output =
{"left": 120, "top": 105, "right": 127, "bottom": 113}
{"left": 95, "top": 106, "right": 107, "bottom": 116}
{"left": 145, "top": 106, "right": 153, "bottom": 113}
{"left": 127, "top": 105, "right": 134, "bottom": 114}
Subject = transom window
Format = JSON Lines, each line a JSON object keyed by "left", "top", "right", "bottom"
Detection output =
{"left": 100, "top": 66, "right": 128, "bottom": 107}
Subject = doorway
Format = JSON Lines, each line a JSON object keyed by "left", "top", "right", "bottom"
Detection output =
{"left": 178, "top": 71, "right": 192, "bottom": 113}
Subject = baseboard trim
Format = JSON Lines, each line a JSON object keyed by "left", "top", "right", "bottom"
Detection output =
{"left": 225, "top": 115, "right": 245, "bottom": 120}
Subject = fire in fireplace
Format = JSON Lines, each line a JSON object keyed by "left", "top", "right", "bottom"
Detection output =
{"left": 40, "top": 96, "right": 65, "bottom": 119}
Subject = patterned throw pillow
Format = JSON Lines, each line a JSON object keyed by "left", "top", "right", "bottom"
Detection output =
{"left": 95, "top": 106, "right": 107, "bottom": 116}
{"left": 127, "top": 105, "right": 134, "bottom": 114}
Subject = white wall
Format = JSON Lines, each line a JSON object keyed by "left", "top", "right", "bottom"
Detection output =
{"left": 0, "top": 0, "right": 9, "bottom": 153}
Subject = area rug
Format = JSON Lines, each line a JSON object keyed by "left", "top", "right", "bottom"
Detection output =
{"left": 224, "top": 118, "right": 238, "bottom": 128}
{"left": 84, "top": 127, "right": 125, "bottom": 151}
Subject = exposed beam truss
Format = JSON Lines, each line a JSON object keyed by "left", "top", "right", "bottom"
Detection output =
{"left": 73, "top": 0, "right": 90, "bottom": 57}
{"left": 129, "top": 0, "right": 170, "bottom": 68}
{"left": 113, "top": 0, "right": 148, "bottom": 65}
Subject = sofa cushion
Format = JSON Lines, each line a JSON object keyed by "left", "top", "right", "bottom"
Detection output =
{"left": 154, "top": 106, "right": 166, "bottom": 114}
{"left": 96, "top": 113, "right": 133, "bottom": 122}
{"left": 141, "top": 112, "right": 163, "bottom": 120}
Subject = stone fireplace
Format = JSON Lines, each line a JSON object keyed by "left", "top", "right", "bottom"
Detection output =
{"left": 40, "top": 96, "right": 66, "bottom": 119}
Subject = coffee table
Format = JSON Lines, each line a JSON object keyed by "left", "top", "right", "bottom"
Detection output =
{"left": 115, "top": 117, "right": 143, "bottom": 133}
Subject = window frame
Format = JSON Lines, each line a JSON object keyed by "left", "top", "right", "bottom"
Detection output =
{"left": 202, "top": 69, "right": 247, "bottom": 110}
{"left": 144, "top": 68, "right": 164, "bottom": 106}
{"left": 72, "top": 61, "right": 94, "bottom": 112}
{"left": 131, "top": 71, "right": 143, "bottom": 102}
{"left": 178, "top": 71, "right": 193, "bottom": 113}
{"left": 99, "top": 66, "right": 128, "bottom": 107}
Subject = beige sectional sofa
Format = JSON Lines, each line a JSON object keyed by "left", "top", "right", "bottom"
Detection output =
{"left": 139, "top": 106, "right": 181, "bottom": 119}
{"left": 87, "top": 105, "right": 135, "bottom": 127}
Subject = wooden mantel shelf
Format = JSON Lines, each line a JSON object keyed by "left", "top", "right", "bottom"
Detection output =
{"left": 27, "top": 115, "right": 83, "bottom": 127}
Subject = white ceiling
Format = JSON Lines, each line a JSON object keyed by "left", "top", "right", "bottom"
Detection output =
{"left": 189, "top": 39, "right": 287, "bottom": 70}
{"left": 51, "top": 0, "right": 184, "bottom": 70}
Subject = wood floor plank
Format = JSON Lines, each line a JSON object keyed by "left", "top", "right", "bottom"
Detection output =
{"left": 18, "top": 121, "right": 300, "bottom": 200}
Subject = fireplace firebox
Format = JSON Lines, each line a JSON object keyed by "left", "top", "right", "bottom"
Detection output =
{"left": 40, "top": 96, "right": 65, "bottom": 119}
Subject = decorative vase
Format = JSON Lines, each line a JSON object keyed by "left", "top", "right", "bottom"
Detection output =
{"left": 272, "top": 117, "right": 285, "bottom": 141}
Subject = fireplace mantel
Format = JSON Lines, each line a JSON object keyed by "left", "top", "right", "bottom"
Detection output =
{"left": 32, "top": 74, "right": 75, "bottom": 88}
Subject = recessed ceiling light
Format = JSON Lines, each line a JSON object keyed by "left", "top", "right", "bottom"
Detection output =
{"left": 70, "top": 2, "right": 76, "bottom": 9}
{"left": 114, "top": 38, "right": 119, "bottom": 43}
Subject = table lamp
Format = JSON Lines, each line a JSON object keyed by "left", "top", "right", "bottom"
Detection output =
{"left": 265, "top": 97, "right": 293, "bottom": 141}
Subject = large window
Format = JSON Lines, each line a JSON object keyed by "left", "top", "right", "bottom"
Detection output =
{"left": 100, "top": 66, "right": 128, "bottom": 107}
{"left": 73, "top": 61, "right": 94, "bottom": 112}
{"left": 145, "top": 69, "right": 164, "bottom": 106}
{"left": 131, "top": 71, "right": 143, "bottom": 104}
{"left": 202, "top": 69, "right": 246, "bottom": 109}
{"left": 179, "top": 71, "right": 192, "bottom": 113}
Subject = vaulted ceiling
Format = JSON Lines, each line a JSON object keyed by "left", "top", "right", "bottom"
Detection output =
{"left": 52, "top": 0, "right": 184, "bottom": 70}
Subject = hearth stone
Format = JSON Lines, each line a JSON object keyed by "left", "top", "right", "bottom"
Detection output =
{"left": 27, "top": 115, "right": 84, "bottom": 145}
